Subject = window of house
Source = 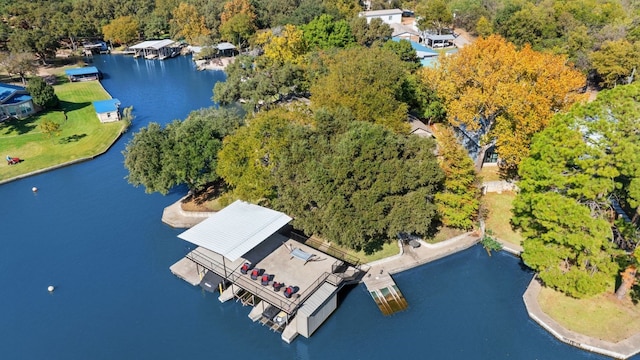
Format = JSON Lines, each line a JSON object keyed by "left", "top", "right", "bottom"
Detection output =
{"left": 483, "top": 149, "right": 498, "bottom": 163}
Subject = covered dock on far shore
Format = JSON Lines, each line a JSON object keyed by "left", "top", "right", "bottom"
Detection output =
{"left": 130, "top": 39, "right": 180, "bottom": 60}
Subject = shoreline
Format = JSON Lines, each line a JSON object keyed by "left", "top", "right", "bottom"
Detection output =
{"left": 0, "top": 80, "right": 126, "bottom": 185}
{"left": 162, "top": 199, "right": 640, "bottom": 359}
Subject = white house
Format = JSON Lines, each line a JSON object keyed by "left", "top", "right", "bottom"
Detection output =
{"left": 359, "top": 9, "right": 403, "bottom": 25}
{"left": 92, "top": 98, "right": 121, "bottom": 123}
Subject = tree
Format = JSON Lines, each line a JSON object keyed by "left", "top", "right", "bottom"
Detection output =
{"left": 513, "top": 83, "right": 640, "bottom": 298}
{"left": 8, "top": 29, "right": 59, "bottom": 65}
{"left": 39, "top": 118, "right": 61, "bottom": 140}
{"left": 123, "top": 108, "right": 243, "bottom": 194}
{"left": 433, "top": 125, "right": 480, "bottom": 230}
{"left": 415, "top": 0, "right": 454, "bottom": 35}
{"left": 26, "top": 76, "right": 58, "bottom": 109}
{"left": 216, "top": 108, "right": 311, "bottom": 203}
{"left": 0, "top": 52, "right": 36, "bottom": 84}
{"left": 310, "top": 46, "right": 412, "bottom": 133}
{"left": 102, "top": 15, "right": 140, "bottom": 46}
{"left": 475, "top": 16, "right": 493, "bottom": 37}
{"left": 275, "top": 121, "right": 444, "bottom": 253}
{"left": 254, "top": 24, "right": 307, "bottom": 65}
{"left": 350, "top": 17, "right": 392, "bottom": 47}
{"left": 170, "top": 2, "right": 210, "bottom": 44}
{"left": 422, "top": 35, "right": 586, "bottom": 171}
{"left": 301, "top": 14, "right": 354, "bottom": 50}
{"left": 590, "top": 39, "right": 640, "bottom": 89}
{"left": 219, "top": 0, "right": 256, "bottom": 48}
{"left": 382, "top": 39, "right": 419, "bottom": 70}
{"left": 213, "top": 55, "right": 307, "bottom": 112}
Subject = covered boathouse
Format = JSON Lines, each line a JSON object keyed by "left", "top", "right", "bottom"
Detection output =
{"left": 171, "top": 200, "right": 363, "bottom": 342}
{"left": 92, "top": 98, "right": 121, "bottom": 123}
{"left": 130, "top": 39, "right": 180, "bottom": 60}
{"left": 65, "top": 66, "right": 101, "bottom": 82}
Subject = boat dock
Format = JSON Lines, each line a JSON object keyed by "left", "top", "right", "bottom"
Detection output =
{"left": 363, "top": 271, "right": 408, "bottom": 315}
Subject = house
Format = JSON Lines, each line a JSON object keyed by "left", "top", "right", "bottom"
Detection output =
{"left": 408, "top": 116, "right": 433, "bottom": 138}
{"left": 359, "top": 9, "right": 403, "bottom": 25}
{"left": 130, "top": 39, "right": 180, "bottom": 60}
{"left": 92, "top": 98, "right": 121, "bottom": 123}
{"left": 0, "top": 83, "right": 36, "bottom": 120}
{"left": 65, "top": 67, "right": 101, "bottom": 82}
{"left": 389, "top": 23, "right": 421, "bottom": 42}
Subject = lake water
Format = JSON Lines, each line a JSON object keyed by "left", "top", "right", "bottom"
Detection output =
{"left": 0, "top": 54, "right": 619, "bottom": 359}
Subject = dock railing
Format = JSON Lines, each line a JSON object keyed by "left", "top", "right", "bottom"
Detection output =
{"left": 290, "top": 230, "right": 361, "bottom": 267}
{"left": 187, "top": 249, "right": 327, "bottom": 315}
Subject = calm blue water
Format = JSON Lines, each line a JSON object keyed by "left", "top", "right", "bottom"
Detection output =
{"left": 0, "top": 55, "right": 620, "bottom": 359}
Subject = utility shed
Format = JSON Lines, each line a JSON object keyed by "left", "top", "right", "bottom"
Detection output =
{"left": 295, "top": 282, "right": 338, "bottom": 338}
{"left": 93, "top": 98, "right": 121, "bottom": 123}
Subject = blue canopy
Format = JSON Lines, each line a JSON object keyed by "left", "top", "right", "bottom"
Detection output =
{"left": 93, "top": 99, "right": 120, "bottom": 113}
{"left": 65, "top": 67, "right": 99, "bottom": 76}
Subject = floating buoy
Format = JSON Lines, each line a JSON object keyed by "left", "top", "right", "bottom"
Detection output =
{"left": 48, "top": 285, "right": 55, "bottom": 292}
{"left": 32, "top": 187, "right": 38, "bottom": 192}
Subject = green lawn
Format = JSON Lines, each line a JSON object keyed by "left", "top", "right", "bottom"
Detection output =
{"left": 538, "top": 287, "right": 640, "bottom": 343}
{"left": 0, "top": 81, "right": 125, "bottom": 182}
{"left": 483, "top": 191, "right": 524, "bottom": 246}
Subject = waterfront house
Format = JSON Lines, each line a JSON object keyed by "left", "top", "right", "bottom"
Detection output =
{"left": 65, "top": 67, "right": 101, "bottom": 82}
{"left": 0, "top": 83, "right": 36, "bottom": 120}
{"left": 172, "top": 200, "right": 363, "bottom": 342}
{"left": 92, "top": 98, "right": 121, "bottom": 123}
{"left": 359, "top": 9, "right": 403, "bottom": 25}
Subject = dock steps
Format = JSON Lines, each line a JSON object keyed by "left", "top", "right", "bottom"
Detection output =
{"left": 363, "top": 272, "right": 408, "bottom": 315}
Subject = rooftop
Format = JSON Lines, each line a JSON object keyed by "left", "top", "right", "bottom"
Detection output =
{"left": 93, "top": 98, "right": 121, "bottom": 113}
{"left": 360, "top": 8, "right": 403, "bottom": 17}
{"left": 0, "top": 83, "right": 26, "bottom": 102}
{"left": 65, "top": 67, "right": 99, "bottom": 76}
{"left": 130, "top": 39, "right": 176, "bottom": 50}
{"left": 178, "top": 200, "right": 292, "bottom": 262}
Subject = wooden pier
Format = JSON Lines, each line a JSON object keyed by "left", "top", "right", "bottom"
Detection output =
{"left": 363, "top": 271, "right": 408, "bottom": 315}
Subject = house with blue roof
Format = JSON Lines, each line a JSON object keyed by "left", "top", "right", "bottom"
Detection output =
{"left": 65, "top": 67, "right": 101, "bottom": 82}
{"left": 0, "top": 83, "right": 36, "bottom": 120}
{"left": 92, "top": 98, "right": 121, "bottom": 123}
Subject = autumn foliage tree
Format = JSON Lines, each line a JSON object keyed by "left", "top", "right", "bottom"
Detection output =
{"left": 170, "top": 2, "right": 210, "bottom": 44}
{"left": 102, "top": 16, "right": 139, "bottom": 46}
{"left": 310, "top": 46, "right": 411, "bottom": 133}
{"left": 433, "top": 125, "right": 480, "bottom": 230}
{"left": 254, "top": 24, "right": 307, "bottom": 65}
{"left": 422, "top": 35, "right": 586, "bottom": 171}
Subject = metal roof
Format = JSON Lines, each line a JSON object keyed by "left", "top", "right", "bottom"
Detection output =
{"left": 297, "top": 282, "right": 337, "bottom": 317}
{"left": 177, "top": 200, "right": 292, "bottom": 262}
{"left": 93, "top": 99, "right": 121, "bottom": 113}
{"left": 65, "top": 67, "right": 99, "bottom": 76}
{"left": 426, "top": 34, "right": 456, "bottom": 41}
{"left": 4, "top": 94, "right": 32, "bottom": 105}
{"left": 359, "top": 9, "right": 403, "bottom": 17}
{"left": 217, "top": 42, "right": 236, "bottom": 51}
{"left": 0, "top": 83, "right": 26, "bottom": 102}
{"left": 130, "top": 39, "right": 176, "bottom": 50}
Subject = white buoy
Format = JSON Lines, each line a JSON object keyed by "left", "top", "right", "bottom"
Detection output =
{"left": 32, "top": 187, "right": 38, "bottom": 192}
{"left": 48, "top": 285, "right": 55, "bottom": 292}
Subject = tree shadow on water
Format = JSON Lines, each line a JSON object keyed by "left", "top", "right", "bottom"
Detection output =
{"left": 59, "top": 100, "right": 90, "bottom": 112}
{"left": 0, "top": 116, "right": 38, "bottom": 135}
{"left": 59, "top": 133, "right": 87, "bottom": 144}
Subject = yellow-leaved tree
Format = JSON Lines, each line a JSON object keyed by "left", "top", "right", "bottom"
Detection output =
{"left": 254, "top": 24, "right": 307, "bottom": 65}
{"left": 422, "top": 35, "right": 586, "bottom": 171}
{"left": 170, "top": 2, "right": 210, "bottom": 44}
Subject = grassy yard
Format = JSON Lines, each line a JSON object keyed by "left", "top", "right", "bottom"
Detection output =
{"left": 483, "top": 191, "right": 524, "bottom": 247}
{"left": 0, "top": 81, "right": 126, "bottom": 182}
{"left": 538, "top": 287, "right": 640, "bottom": 342}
